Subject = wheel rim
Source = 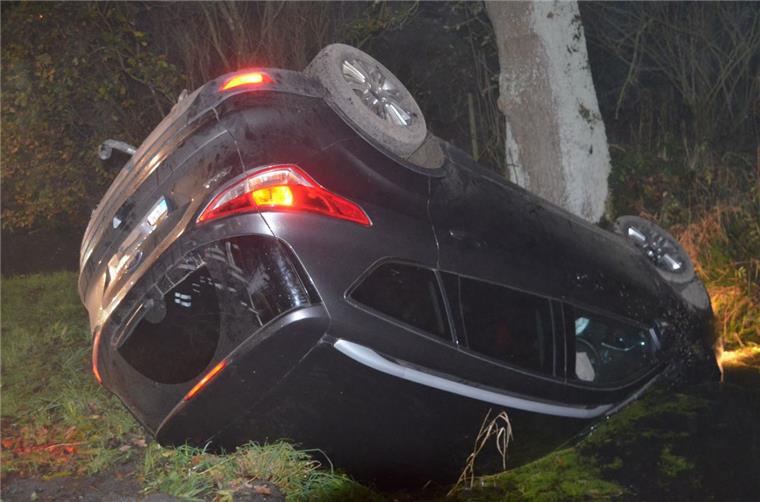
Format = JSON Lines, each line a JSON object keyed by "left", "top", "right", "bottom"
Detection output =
{"left": 627, "top": 225, "right": 685, "bottom": 273}
{"left": 341, "top": 58, "right": 413, "bottom": 127}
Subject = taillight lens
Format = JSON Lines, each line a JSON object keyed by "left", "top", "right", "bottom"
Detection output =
{"left": 184, "top": 359, "right": 227, "bottom": 401}
{"left": 198, "top": 165, "right": 371, "bottom": 226}
{"left": 220, "top": 71, "right": 272, "bottom": 91}
{"left": 92, "top": 329, "right": 103, "bottom": 385}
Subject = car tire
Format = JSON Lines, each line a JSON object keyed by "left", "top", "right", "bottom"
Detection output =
{"left": 305, "top": 43, "right": 427, "bottom": 159}
{"left": 614, "top": 216, "right": 695, "bottom": 283}
{"left": 615, "top": 215, "right": 711, "bottom": 311}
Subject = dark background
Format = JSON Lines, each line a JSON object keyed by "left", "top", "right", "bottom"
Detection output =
{"left": 2, "top": 1, "right": 758, "bottom": 275}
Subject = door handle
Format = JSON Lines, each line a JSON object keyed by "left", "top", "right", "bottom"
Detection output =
{"left": 449, "top": 228, "right": 471, "bottom": 241}
{"left": 448, "top": 228, "right": 484, "bottom": 248}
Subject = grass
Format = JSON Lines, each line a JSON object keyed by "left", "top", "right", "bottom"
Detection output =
{"left": 458, "top": 361, "right": 760, "bottom": 500}
{"left": 658, "top": 447, "right": 693, "bottom": 478}
{"left": 677, "top": 204, "right": 760, "bottom": 348}
{"left": 451, "top": 449, "right": 625, "bottom": 502}
{"left": 1, "top": 272, "right": 139, "bottom": 477}
{"left": 142, "top": 442, "right": 378, "bottom": 501}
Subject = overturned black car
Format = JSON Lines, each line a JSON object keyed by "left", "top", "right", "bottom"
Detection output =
{"left": 80, "top": 44, "right": 719, "bottom": 485}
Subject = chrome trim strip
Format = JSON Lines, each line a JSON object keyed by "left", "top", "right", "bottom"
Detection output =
{"left": 603, "top": 368, "right": 662, "bottom": 417}
{"left": 333, "top": 339, "right": 614, "bottom": 419}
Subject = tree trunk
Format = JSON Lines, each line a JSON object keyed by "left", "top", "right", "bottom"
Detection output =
{"left": 486, "top": 1, "right": 611, "bottom": 222}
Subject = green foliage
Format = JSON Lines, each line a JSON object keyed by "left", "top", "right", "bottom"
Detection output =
{"left": 582, "top": 391, "right": 707, "bottom": 450}
{"left": 1, "top": 3, "right": 182, "bottom": 232}
{"left": 578, "top": 372, "right": 760, "bottom": 500}
{"left": 463, "top": 365, "right": 760, "bottom": 501}
{"left": 607, "top": 147, "right": 757, "bottom": 227}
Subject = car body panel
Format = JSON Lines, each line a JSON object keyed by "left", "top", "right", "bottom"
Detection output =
{"left": 192, "top": 337, "right": 592, "bottom": 485}
{"left": 80, "top": 65, "right": 718, "bottom": 485}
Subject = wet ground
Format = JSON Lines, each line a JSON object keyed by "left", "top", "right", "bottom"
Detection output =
{"left": 1, "top": 461, "right": 168, "bottom": 501}
{"left": 588, "top": 355, "right": 759, "bottom": 501}
{"left": 1, "top": 463, "right": 284, "bottom": 502}
{"left": 440, "top": 349, "right": 758, "bottom": 501}
{"left": 2, "top": 353, "right": 757, "bottom": 501}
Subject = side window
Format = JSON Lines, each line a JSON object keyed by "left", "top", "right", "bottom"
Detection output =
{"left": 459, "top": 277, "right": 553, "bottom": 374}
{"left": 351, "top": 262, "right": 449, "bottom": 339}
{"left": 572, "top": 308, "right": 658, "bottom": 384}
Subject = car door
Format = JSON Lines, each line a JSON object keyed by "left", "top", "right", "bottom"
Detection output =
{"left": 431, "top": 144, "right": 666, "bottom": 324}
{"left": 429, "top": 144, "right": 568, "bottom": 300}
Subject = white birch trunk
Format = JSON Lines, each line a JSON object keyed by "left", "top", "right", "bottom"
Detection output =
{"left": 486, "top": 1, "right": 611, "bottom": 222}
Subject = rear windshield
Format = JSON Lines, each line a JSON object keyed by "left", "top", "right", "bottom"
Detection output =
{"left": 118, "top": 236, "right": 316, "bottom": 384}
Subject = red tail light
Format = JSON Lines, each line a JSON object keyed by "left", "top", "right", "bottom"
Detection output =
{"left": 92, "top": 329, "right": 103, "bottom": 385}
{"left": 184, "top": 359, "right": 227, "bottom": 401}
{"left": 220, "top": 71, "right": 272, "bottom": 91}
{"left": 198, "top": 165, "right": 371, "bottom": 226}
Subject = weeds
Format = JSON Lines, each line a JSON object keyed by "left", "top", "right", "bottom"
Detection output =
{"left": 449, "top": 409, "right": 513, "bottom": 496}
{"left": 608, "top": 148, "right": 760, "bottom": 349}
{"left": 677, "top": 204, "right": 760, "bottom": 348}
{"left": 453, "top": 448, "right": 625, "bottom": 502}
{"left": 142, "top": 442, "right": 377, "bottom": 501}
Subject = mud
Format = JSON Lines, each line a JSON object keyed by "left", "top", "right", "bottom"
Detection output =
{"left": 1, "top": 472, "right": 284, "bottom": 502}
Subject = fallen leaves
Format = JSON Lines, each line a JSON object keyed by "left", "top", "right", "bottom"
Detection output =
{"left": 1, "top": 427, "right": 83, "bottom": 474}
{"left": 117, "top": 436, "right": 148, "bottom": 453}
{"left": 252, "top": 483, "right": 272, "bottom": 495}
{"left": 0, "top": 424, "right": 148, "bottom": 476}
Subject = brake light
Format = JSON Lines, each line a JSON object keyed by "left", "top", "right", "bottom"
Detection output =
{"left": 220, "top": 71, "right": 272, "bottom": 91}
{"left": 198, "top": 165, "right": 371, "bottom": 226}
{"left": 92, "top": 329, "right": 103, "bottom": 385}
{"left": 184, "top": 359, "right": 227, "bottom": 401}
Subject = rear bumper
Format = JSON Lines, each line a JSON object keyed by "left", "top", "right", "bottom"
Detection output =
{"left": 156, "top": 305, "right": 329, "bottom": 444}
